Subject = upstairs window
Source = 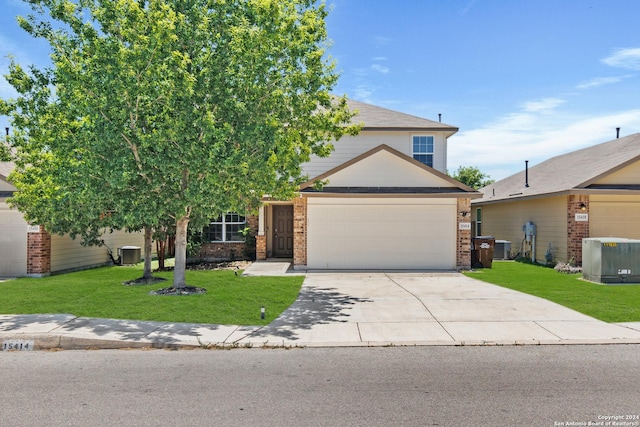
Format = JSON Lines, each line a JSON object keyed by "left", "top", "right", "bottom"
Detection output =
{"left": 204, "top": 213, "right": 246, "bottom": 242}
{"left": 412, "top": 135, "right": 434, "bottom": 167}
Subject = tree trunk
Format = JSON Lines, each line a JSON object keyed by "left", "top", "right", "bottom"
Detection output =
{"left": 143, "top": 226, "right": 153, "bottom": 280}
{"left": 156, "top": 238, "right": 166, "bottom": 270}
{"left": 173, "top": 216, "right": 189, "bottom": 288}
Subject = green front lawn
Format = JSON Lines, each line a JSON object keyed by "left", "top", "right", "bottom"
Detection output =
{"left": 464, "top": 261, "right": 640, "bottom": 323}
{"left": 0, "top": 265, "right": 304, "bottom": 325}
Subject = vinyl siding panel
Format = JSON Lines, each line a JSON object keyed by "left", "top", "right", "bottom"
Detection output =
{"left": 51, "top": 230, "right": 147, "bottom": 273}
{"left": 594, "top": 161, "right": 640, "bottom": 185}
{"left": 477, "top": 196, "right": 567, "bottom": 263}
{"left": 0, "top": 180, "right": 16, "bottom": 191}
{"left": 590, "top": 195, "right": 640, "bottom": 239}
{"left": 0, "top": 200, "right": 28, "bottom": 276}
{"left": 325, "top": 149, "right": 455, "bottom": 188}
{"left": 302, "top": 131, "right": 449, "bottom": 179}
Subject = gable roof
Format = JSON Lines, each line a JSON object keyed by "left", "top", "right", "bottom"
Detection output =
{"left": 0, "top": 161, "right": 14, "bottom": 181}
{"left": 301, "top": 144, "right": 480, "bottom": 197}
{"left": 345, "top": 99, "right": 458, "bottom": 135}
{"left": 475, "top": 133, "right": 640, "bottom": 204}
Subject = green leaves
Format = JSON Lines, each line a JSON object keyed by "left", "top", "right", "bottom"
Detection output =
{"left": 450, "top": 165, "right": 495, "bottom": 190}
{"left": 4, "top": 0, "right": 357, "bottom": 286}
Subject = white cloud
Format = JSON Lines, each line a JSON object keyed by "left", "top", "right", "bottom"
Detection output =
{"left": 576, "top": 75, "right": 632, "bottom": 89}
{"left": 374, "top": 36, "right": 393, "bottom": 46}
{"left": 373, "top": 56, "right": 387, "bottom": 61}
{"left": 353, "top": 85, "right": 375, "bottom": 103}
{"left": 521, "top": 97, "right": 565, "bottom": 113}
{"left": 371, "top": 64, "right": 389, "bottom": 74}
{"left": 448, "top": 108, "right": 640, "bottom": 181}
{"left": 602, "top": 48, "right": 640, "bottom": 70}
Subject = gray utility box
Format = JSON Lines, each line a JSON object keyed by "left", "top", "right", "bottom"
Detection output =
{"left": 119, "top": 246, "right": 141, "bottom": 265}
{"left": 582, "top": 238, "right": 640, "bottom": 284}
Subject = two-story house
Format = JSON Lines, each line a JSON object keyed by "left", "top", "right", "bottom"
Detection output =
{"left": 253, "top": 99, "right": 481, "bottom": 270}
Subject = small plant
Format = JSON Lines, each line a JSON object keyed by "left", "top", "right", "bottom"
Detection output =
{"left": 554, "top": 262, "right": 582, "bottom": 274}
{"left": 240, "top": 226, "right": 256, "bottom": 260}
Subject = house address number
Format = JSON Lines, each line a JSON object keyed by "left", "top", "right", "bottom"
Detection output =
{"left": 459, "top": 222, "right": 471, "bottom": 230}
{"left": 27, "top": 224, "right": 41, "bottom": 233}
{"left": 575, "top": 213, "right": 588, "bottom": 222}
{"left": 2, "top": 340, "right": 35, "bottom": 351}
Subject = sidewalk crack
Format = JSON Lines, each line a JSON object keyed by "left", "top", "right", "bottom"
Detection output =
{"left": 384, "top": 273, "right": 456, "bottom": 342}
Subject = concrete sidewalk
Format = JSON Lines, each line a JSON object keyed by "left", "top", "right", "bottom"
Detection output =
{"left": 3, "top": 263, "right": 640, "bottom": 350}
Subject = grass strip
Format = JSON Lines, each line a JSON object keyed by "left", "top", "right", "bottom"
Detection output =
{"left": 0, "top": 265, "right": 303, "bottom": 326}
{"left": 464, "top": 261, "right": 640, "bottom": 323}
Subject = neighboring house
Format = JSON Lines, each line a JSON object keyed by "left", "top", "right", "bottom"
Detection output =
{"left": 252, "top": 99, "right": 481, "bottom": 270}
{"left": 0, "top": 161, "right": 148, "bottom": 277}
{"left": 472, "top": 132, "right": 640, "bottom": 266}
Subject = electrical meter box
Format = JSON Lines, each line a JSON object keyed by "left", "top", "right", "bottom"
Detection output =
{"left": 582, "top": 238, "right": 640, "bottom": 284}
{"left": 523, "top": 221, "right": 536, "bottom": 242}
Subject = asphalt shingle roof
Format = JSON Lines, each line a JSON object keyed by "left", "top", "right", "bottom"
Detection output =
{"left": 345, "top": 99, "right": 458, "bottom": 133}
{"left": 476, "top": 133, "right": 640, "bottom": 204}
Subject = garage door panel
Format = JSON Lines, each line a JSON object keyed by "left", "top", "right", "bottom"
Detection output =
{"left": 307, "top": 199, "right": 456, "bottom": 270}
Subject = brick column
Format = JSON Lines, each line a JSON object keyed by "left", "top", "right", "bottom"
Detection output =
{"left": 456, "top": 198, "right": 472, "bottom": 270}
{"left": 293, "top": 197, "right": 307, "bottom": 267}
{"left": 567, "top": 195, "right": 589, "bottom": 266}
{"left": 27, "top": 225, "right": 51, "bottom": 276}
{"left": 256, "top": 235, "right": 267, "bottom": 260}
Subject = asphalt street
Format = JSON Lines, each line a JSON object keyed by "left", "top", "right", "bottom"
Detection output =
{"left": 1, "top": 345, "right": 639, "bottom": 427}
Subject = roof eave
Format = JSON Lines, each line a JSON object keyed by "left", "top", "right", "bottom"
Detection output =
{"left": 302, "top": 191, "right": 482, "bottom": 199}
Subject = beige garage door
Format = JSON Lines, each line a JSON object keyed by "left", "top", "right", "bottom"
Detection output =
{"left": 0, "top": 202, "right": 28, "bottom": 277}
{"left": 307, "top": 197, "right": 457, "bottom": 270}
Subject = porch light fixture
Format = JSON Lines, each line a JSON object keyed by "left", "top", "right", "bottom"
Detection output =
{"left": 460, "top": 211, "right": 470, "bottom": 217}
{"left": 579, "top": 202, "right": 587, "bottom": 211}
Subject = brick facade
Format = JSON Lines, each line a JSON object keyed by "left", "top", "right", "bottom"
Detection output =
{"left": 456, "top": 198, "right": 472, "bottom": 270}
{"left": 567, "top": 194, "right": 589, "bottom": 266}
{"left": 27, "top": 225, "right": 51, "bottom": 276}
{"left": 199, "top": 215, "right": 258, "bottom": 261}
{"left": 293, "top": 197, "right": 307, "bottom": 267}
{"left": 256, "top": 235, "right": 267, "bottom": 260}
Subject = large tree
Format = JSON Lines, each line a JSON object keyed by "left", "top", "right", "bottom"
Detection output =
{"left": 450, "top": 166, "right": 494, "bottom": 190}
{"left": 1, "top": 0, "right": 357, "bottom": 288}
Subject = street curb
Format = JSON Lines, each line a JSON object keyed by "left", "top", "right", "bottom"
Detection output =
{"left": 1, "top": 334, "right": 196, "bottom": 351}
{"left": 5, "top": 334, "right": 640, "bottom": 351}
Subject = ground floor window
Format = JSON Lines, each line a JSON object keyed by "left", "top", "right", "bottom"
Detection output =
{"left": 475, "top": 207, "right": 482, "bottom": 236}
{"left": 204, "top": 213, "right": 246, "bottom": 242}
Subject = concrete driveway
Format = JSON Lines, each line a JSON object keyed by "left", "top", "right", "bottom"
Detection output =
{"left": 240, "top": 271, "right": 640, "bottom": 347}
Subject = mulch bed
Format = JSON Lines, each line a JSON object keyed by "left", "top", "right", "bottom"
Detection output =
{"left": 149, "top": 286, "right": 207, "bottom": 296}
{"left": 155, "top": 260, "right": 252, "bottom": 272}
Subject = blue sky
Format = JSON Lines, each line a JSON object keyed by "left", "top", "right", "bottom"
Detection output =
{"left": 2, "top": 0, "right": 640, "bottom": 180}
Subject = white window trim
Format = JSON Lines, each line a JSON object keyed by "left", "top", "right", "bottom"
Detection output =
{"left": 207, "top": 213, "right": 246, "bottom": 243}
{"left": 475, "top": 207, "right": 482, "bottom": 237}
{"left": 412, "top": 134, "right": 435, "bottom": 167}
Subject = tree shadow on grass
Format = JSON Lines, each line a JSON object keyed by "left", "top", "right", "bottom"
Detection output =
{"left": 246, "top": 285, "right": 373, "bottom": 341}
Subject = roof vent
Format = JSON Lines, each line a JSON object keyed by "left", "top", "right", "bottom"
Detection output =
{"left": 438, "top": 113, "right": 442, "bottom": 123}
{"left": 525, "top": 160, "right": 530, "bottom": 188}
{"left": 616, "top": 127, "right": 620, "bottom": 139}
